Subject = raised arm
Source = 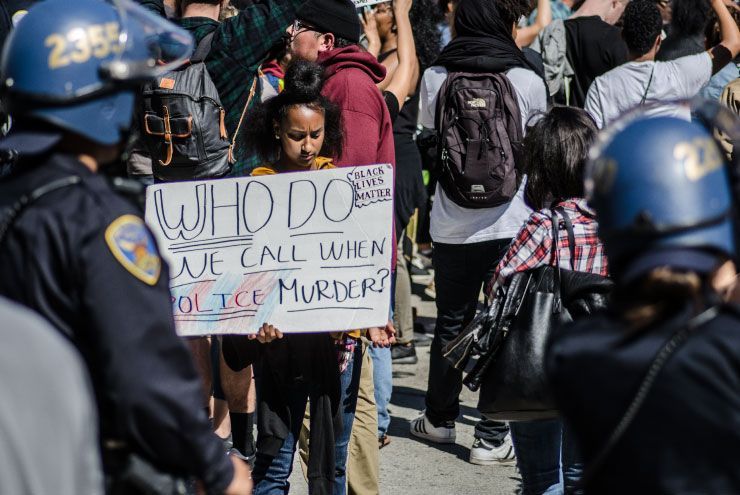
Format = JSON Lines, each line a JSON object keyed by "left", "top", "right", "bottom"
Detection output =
{"left": 361, "top": 8, "right": 382, "bottom": 58}
{"left": 710, "top": 0, "right": 740, "bottom": 64}
{"left": 381, "top": 0, "right": 418, "bottom": 106}
{"left": 516, "top": 0, "right": 552, "bottom": 48}
{"left": 220, "top": 0, "right": 305, "bottom": 69}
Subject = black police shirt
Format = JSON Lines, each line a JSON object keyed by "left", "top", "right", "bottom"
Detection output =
{"left": 547, "top": 306, "right": 740, "bottom": 493}
{"left": 0, "top": 153, "right": 233, "bottom": 494}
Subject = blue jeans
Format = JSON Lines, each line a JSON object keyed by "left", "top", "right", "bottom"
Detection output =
{"left": 369, "top": 345, "right": 392, "bottom": 437}
{"left": 509, "top": 419, "right": 582, "bottom": 495}
{"left": 253, "top": 344, "right": 362, "bottom": 495}
{"left": 334, "top": 343, "right": 362, "bottom": 493}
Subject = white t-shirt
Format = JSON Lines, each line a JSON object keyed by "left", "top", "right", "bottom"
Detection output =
{"left": 584, "top": 52, "right": 713, "bottom": 129}
{"left": 420, "top": 65, "right": 548, "bottom": 244}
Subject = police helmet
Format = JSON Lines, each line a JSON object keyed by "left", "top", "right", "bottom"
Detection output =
{"left": 586, "top": 101, "right": 738, "bottom": 280}
{"left": 0, "top": 0, "right": 193, "bottom": 151}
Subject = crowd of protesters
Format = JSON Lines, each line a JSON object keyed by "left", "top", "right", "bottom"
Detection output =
{"left": 0, "top": 0, "right": 739, "bottom": 493}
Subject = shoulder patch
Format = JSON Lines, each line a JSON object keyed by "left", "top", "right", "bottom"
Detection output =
{"left": 105, "top": 215, "right": 161, "bottom": 286}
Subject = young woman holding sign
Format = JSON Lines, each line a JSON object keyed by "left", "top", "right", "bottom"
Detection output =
{"left": 225, "top": 60, "right": 394, "bottom": 495}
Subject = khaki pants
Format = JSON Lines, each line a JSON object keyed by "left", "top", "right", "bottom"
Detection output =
{"left": 299, "top": 341, "right": 380, "bottom": 494}
{"left": 394, "top": 236, "right": 414, "bottom": 345}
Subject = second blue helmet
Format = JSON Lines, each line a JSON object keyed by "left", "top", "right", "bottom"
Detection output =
{"left": 586, "top": 115, "right": 735, "bottom": 272}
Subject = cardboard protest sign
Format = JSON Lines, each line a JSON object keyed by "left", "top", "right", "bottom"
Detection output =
{"left": 353, "top": 0, "right": 388, "bottom": 9}
{"left": 145, "top": 164, "right": 394, "bottom": 337}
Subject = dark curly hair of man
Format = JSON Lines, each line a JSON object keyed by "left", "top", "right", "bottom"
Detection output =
{"left": 622, "top": 0, "right": 663, "bottom": 57}
{"left": 495, "top": 0, "right": 532, "bottom": 29}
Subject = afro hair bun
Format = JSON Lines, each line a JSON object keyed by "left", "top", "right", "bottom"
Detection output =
{"left": 282, "top": 60, "right": 326, "bottom": 103}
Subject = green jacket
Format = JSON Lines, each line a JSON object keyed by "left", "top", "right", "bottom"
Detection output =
{"left": 139, "top": 0, "right": 304, "bottom": 175}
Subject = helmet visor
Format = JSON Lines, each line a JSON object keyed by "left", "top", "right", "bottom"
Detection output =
{"left": 101, "top": 0, "right": 194, "bottom": 84}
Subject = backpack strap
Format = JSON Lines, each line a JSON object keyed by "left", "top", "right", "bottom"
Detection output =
{"left": 550, "top": 208, "right": 564, "bottom": 311}
{"left": 0, "top": 175, "right": 82, "bottom": 245}
{"left": 228, "top": 75, "right": 258, "bottom": 164}
{"left": 190, "top": 31, "right": 215, "bottom": 64}
{"left": 495, "top": 74, "right": 523, "bottom": 146}
{"left": 554, "top": 205, "right": 576, "bottom": 270}
{"left": 433, "top": 72, "right": 456, "bottom": 141}
{"left": 639, "top": 64, "right": 656, "bottom": 106}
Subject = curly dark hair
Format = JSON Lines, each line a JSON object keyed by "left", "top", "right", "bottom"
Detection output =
{"left": 622, "top": 1, "right": 663, "bottom": 57}
{"left": 705, "top": 7, "right": 740, "bottom": 48}
{"left": 523, "top": 106, "right": 598, "bottom": 210}
{"left": 333, "top": 36, "right": 357, "bottom": 49}
{"left": 408, "top": 0, "right": 443, "bottom": 68}
{"left": 670, "top": 0, "right": 712, "bottom": 36}
{"left": 243, "top": 61, "right": 343, "bottom": 162}
{"left": 494, "top": 0, "right": 531, "bottom": 29}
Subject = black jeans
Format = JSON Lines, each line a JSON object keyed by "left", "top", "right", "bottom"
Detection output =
{"left": 425, "top": 239, "right": 512, "bottom": 445}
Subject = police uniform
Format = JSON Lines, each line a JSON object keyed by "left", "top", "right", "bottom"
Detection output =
{"left": 0, "top": 1, "right": 238, "bottom": 493}
{"left": 545, "top": 110, "right": 740, "bottom": 492}
{"left": 0, "top": 152, "right": 234, "bottom": 493}
{"left": 547, "top": 304, "right": 740, "bottom": 493}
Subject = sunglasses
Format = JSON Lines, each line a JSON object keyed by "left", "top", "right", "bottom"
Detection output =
{"left": 374, "top": 3, "right": 393, "bottom": 14}
{"left": 291, "top": 19, "right": 321, "bottom": 38}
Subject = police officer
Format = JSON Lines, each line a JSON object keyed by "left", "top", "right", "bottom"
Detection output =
{"left": 0, "top": 1, "right": 251, "bottom": 493}
{"left": 546, "top": 111, "right": 740, "bottom": 493}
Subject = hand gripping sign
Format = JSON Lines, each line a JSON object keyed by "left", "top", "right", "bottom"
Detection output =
{"left": 145, "top": 164, "right": 394, "bottom": 337}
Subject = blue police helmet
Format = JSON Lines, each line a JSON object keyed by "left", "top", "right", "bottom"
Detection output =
{"left": 586, "top": 114, "right": 735, "bottom": 277}
{"left": 0, "top": 0, "right": 193, "bottom": 147}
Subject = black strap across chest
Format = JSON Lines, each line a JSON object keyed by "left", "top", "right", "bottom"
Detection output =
{"left": 0, "top": 175, "right": 81, "bottom": 245}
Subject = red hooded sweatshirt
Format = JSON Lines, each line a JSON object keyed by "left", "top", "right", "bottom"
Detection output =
{"left": 318, "top": 45, "right": 397, "bottom": 270}
{"left": 318, "top": 46, "right": 395, "bottom": 169}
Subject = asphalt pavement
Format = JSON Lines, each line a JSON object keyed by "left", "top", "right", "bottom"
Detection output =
{"left": 287, "top": 270, "right": 520, "bottom": 494}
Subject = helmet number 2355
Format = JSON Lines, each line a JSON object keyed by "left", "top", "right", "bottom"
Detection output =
{"left": 44, "top": 22, "right": 124, "bottom": 70}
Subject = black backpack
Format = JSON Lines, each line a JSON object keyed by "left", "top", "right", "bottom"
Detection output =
{"left": 141, "top": 32, "right": 242, "bottom": 182}
{"left": 435, "top": 72, "right": 524, "bottom": 208}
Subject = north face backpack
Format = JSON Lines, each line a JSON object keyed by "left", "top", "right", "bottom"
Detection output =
{"left": 141, "top": 32, "right": 252, "bottom": 182}
{"left": 435, "top": 71, "right": 524, "bottom": 209}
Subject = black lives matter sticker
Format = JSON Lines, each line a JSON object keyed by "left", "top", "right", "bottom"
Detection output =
{"left": 348, "top": 164, "right": 393, "bottom": 209}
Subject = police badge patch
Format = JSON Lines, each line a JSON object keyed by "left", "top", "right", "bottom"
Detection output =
{"left": 105, "top": 215, "right": 161, "bottom": 286}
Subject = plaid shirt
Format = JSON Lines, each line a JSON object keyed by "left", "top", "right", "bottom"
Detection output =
{"left": 175, "top": 0, "right": 303, "bottom": 176}
{"left": 486, "top": 198, "right": 608, "bottom": 297}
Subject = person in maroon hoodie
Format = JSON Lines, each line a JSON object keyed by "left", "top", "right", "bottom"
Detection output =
{"left": 286, "top": 3, "right": 396, "bottom": 491}
{"left": 287, "top": 0, "right": 395, "bottom": 169}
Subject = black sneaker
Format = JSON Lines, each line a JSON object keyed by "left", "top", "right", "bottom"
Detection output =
{"left": 413, "top": 332, "right": 432, "bottom": 347}
{"left": 391, "top": 343, "right": 418, "bottom": 364}
{"left": 413, "top": 323, "right": 433, "bottom": 347}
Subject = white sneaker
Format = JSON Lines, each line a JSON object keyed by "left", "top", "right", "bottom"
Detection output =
{"left": 409, "top": 411, "right": 456, "bottom": 444}
{"left": 469, "top": 435, "right": 516, "bottom": 465}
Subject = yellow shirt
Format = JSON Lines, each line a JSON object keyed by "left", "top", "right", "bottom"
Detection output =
{"left": 251, "top": 156, "right": 335, "bottom": 176}
{"left": 250, "top": 158, "right": 362, "bottom": 339}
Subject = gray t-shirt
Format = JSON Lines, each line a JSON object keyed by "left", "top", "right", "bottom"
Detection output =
{"left": 585, "top": 52, "right": 713, "bottom": 128}
{"left": 0, "top": 297, "right": 102, "bottom": 495}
